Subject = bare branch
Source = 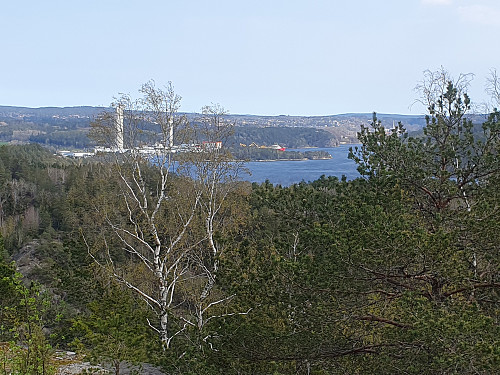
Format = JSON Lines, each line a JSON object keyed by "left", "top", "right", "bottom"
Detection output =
{"left": 486, "top": 68, "right": 500, "bottom": 109}
{"left": 355, "top": 314, "right": 412, "bottom": 329}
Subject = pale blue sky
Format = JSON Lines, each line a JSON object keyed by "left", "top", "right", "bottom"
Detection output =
{"left": 1, "top": 0, "right": 499, "bottom": 115}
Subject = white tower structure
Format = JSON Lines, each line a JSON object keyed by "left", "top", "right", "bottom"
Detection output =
{"left": 115, "top": 105, "right": 124, "bottom": 151}
{"left": 169, "top": 117, "right": 174, "bottom": 148}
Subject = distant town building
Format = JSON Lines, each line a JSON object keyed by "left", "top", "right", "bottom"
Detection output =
{"left": 202, "top": 141, "right": 222, "bottom": 150}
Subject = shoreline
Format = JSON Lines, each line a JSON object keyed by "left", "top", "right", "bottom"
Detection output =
{"left": 239, "top": 157, "right": 332, "bottom": 162}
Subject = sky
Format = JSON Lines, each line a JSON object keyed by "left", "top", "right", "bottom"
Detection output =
{"left": 1, "top": 0, "right": 499, "bottom": 116}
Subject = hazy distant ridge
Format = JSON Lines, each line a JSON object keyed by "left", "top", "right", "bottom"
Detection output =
{"left": 0, "top": 105, "right": 428, "bottom": 128}
{"left": 0, "top": 105, "right": 457, "bottom": 149}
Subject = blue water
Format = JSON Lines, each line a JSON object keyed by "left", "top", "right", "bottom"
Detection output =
{"left": 241, "top": 144, "right": 361, "bottom": 185}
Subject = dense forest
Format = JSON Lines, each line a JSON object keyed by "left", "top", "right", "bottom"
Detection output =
{"left": 0, "top": 74, "right": 499, "bottom": 374}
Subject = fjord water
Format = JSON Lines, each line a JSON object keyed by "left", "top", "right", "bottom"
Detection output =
{"left": 242, "top": 144, "right": 360, "bottom": 185}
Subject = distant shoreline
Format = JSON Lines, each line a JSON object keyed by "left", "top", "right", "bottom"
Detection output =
{"left": 240, "top": 157, "right": 332, "bottom": 162}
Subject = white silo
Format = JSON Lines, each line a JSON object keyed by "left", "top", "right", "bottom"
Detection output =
{"left": 115, "top": 105, "right": 124, "bottom": 151}
{"left": 169, "top": 117, "right": 174, "bottom": 148}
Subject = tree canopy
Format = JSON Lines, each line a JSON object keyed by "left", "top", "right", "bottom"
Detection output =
{"left": 0, "top": 72, "right": 498, "bottom": 374}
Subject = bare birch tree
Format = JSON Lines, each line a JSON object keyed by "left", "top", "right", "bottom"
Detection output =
{"left": 87, "top": 82, "right": 245, "bottom": 350}
{"left": 486, "top": 68, "right": 500, "bottom": 109}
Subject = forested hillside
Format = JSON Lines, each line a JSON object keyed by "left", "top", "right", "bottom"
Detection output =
{"left": 232, "top": 126, "right": 339, "bottom": 148}
{"left": 0, "top": 76, "right": 499, "bottom": 374}
{"left": 0, "top": 105, "right": 430, "bottom": 150}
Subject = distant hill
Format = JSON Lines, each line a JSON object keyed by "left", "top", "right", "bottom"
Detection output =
{"left": 0, "top": 105, "right": 438, "bottom": 149}
{"left": 0, "top": 106, "right": 105, "bottom": 148}
{"left": 0, "top": 105, "right": 103, "bottom": 116}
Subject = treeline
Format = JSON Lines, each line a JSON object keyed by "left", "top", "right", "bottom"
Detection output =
{"left": 0, "top": 77, "right": 499, "bottom": 374}
{"left": 29, "top": 130, "right": 91, "bottom": 149}
{"left": 0, "top": 122, "right": 339, "bottom": 151}
{"left": 230, "top": 147, "right": 332, "bottom": 161}
{"left": 0, "top": 107, "right": 342, "bottom": 149}
{"left": 0, "top": 120, "right": 91, "bottom": 147}
{"left": 232, "top": 126, "right": 339, "bottom": 148}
